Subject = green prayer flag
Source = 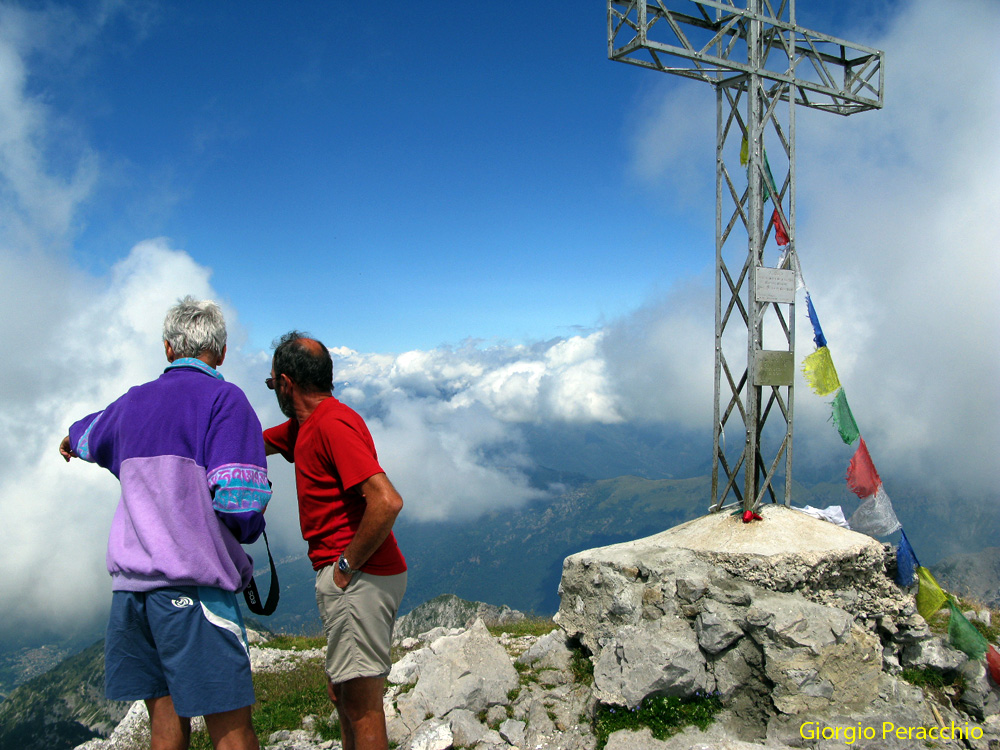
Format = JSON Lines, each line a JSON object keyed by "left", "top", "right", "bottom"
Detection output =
{"left": 948, "top": 600, "right": 989, "bottom": 660}
{"left": 763, "top": 152, "right": 778, "bottom": 201}
{"left": 831, "top": 389, "right": 860, "bottom": 445}
{"left": 916, "top": 566, "right": 947, "bottom": 621}
{"left": 740, "top": 137, "right": 748, "bottom": 167}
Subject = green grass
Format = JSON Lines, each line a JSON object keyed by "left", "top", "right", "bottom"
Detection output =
{"left": 592, "top": 693, "right": 722, "bottom": 750}
{"left": 256, "top": 635, "right": 326, "bottom": 651}
{"left": 569, "top": 645, "right": 594, "bottom": 686}
{"left": 953, "top": 597, "right": 1000, "bottom": 643}
{"left": 900, "top": 667, "right": 964, "bottom": 691}
{"left": 189, "top": 646, "right": 339, "bottom": 749}
{"left": 486, "top": 616, "right": 559, "bottom": 638}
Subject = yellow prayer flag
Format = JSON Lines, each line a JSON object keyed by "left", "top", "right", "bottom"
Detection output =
{"left": 916, "top": 566, "right": 948, "bottom": 621}
{"left": 801, "top": 346, "right": 841, "bottom": 396}
{"left": 740, "top": 137, "right": 749, "bottom": 167}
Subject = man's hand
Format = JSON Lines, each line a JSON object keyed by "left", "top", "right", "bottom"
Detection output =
{"left": 59, "top": 435, "right": 77, "bottom": 462}
{"left": 333, "top": 566, "right": 354, "bottom": 590}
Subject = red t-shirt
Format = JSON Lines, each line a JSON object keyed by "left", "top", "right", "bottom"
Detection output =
{"left": 263, "top": 397, "right": 406, "bottom": 574}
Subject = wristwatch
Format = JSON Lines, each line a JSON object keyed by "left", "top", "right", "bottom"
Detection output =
{"left": 337, "top": 554, "right": 357, "bottom": 575}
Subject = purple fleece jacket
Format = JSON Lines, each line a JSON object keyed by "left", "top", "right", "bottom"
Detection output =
{"left": 68, "top": 358, "right": 271, "bottom": 593}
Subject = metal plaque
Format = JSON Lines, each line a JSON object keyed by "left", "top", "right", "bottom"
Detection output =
{"left": 755, "top": 268, "right": 796, "bottom": 304}
{"left": 754, "top": 350, "right": 794, "bottom": 386}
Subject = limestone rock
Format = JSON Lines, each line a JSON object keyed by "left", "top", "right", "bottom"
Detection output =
{"left": 594, "top": 618, "right": 712, "bottom": 708}
{"left": 402, "top": 718, "right": 452, "bottom": 750}
{"left": 446, "top": 707, "right": 490, "bottom": 746}
{"left": 516, "top": 629, "right": 574, "bottom": 672}
{"left": 499, "top": 717, "right": 526, "bottom": 746}
{"left": 395, "top": 619, "right": 518, "bottom": 727}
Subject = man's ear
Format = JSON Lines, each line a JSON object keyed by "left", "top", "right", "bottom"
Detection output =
{"left": 217, "top": 344, "right": 227, "bottom": 367}
{"left": 164, "top": 340, "right": 176, "bottom": 363}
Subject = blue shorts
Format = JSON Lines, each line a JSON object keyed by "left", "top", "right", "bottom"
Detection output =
{"left": 105, "top": 586, "right": 255, "bottom": 717}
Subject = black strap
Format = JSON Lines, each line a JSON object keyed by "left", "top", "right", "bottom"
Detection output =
{"left": 243, "top": 531, "right": 279, "bottom": 616}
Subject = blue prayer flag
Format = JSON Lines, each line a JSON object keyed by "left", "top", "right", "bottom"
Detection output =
{"left": 806, "top": 293, "right": 827, "bottom": 349}
{"left": 896, "top": 529, "right": 919, "bottom": 587}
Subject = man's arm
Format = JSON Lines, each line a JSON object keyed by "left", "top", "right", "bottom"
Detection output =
{"left": 334, "top": 472, "right": 404, "bottom": 589}
{"left": 264, "top": 439, "right": 280, "bottom": 456}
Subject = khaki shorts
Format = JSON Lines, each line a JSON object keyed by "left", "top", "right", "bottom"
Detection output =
{"left": 315, "top": 567, "right": 407, "bottom": 684}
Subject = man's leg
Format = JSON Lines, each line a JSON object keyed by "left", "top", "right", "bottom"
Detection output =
{"left": 146, "top": 695, "right": 191, "bottom": 750}
{"left": 327, "top": 678, "right": 354, "bottom": 750}
{"left": 330, "top": 676, "right": 387, "bottom": 750}
{"left": 203, "top": 706, "right": 260, "bottom": 750}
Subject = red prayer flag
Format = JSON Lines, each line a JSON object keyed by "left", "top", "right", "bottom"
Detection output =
{"left": 772, "top": 208, "right": 789, "bottom": 245}
{"left": 988, "top": 646, "right": 1000, "bottom": 684}
{"left": 847, "top": 438, "right": 882, "bottom": 499}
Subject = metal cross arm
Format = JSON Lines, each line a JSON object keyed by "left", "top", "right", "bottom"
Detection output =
{"left": 608, "top": 0, "right": 884, "bottom": 115}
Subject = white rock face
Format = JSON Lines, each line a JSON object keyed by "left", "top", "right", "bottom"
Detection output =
{"left": 556, "top": 506, "right": 998, "bottom": 747}
{"left": 394, "top": 619, "right": 519, "bottom": 728}
{"left": 76, "top": 508, "right": 1000, "bottom": 750}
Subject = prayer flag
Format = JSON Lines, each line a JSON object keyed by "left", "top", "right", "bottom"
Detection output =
{"left": 987, "top": 646, "right": 1000, "bottom": 684}
{"left": 802, "top": 346, "right": 841, "bottom": 396}
{"left": 740, "top": 137, "right": 749, "bottom": 167}
{"left": 847, "top": 438, "right": 881, "bottom": 499}
{"left": 831, "top": 389, "right": 860, "bottom": 445}
{"left": 805, "top": 293, "right": 827, "bottom": 348}
{"left": 948, "top": 600, "right": 989, "bottom": 660}
{"left": 895, "top": 530, "right": 918, "bottom": 587}
{"left": 915, "top": 566, "right": 947, "bottom": 621}
{"left": 763, "top": 152, "right": 778, "bottom": 201}
{"left": 848, "top": 485, "right": 901, "bottom": 538}
{"left": 772, "top": 209, "right": 789, "bottom": 245}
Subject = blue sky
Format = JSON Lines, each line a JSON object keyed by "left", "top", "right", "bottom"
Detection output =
{"left": 2, "top": 0, "right": 998, "bottom": 633}
{"left": 60, "top": 2, "right": 688, "bottom": 350}
{"left": 27, "top": 1, "right": 893, "bottom": 352}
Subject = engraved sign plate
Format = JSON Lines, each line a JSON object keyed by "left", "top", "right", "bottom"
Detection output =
{"left": 755, "top": 268, "right": 796, "bottom": 303}
{"left": 754, "top": 350, "right": 794, "bottom": 386}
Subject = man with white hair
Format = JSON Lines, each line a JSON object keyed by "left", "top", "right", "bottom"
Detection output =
{"left": 59, "top": 296, "right": 270, "bottom": 750}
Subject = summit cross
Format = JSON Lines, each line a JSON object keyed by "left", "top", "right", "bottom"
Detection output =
{"left": 607, "top": 1, "right": 884, "bottom": 514}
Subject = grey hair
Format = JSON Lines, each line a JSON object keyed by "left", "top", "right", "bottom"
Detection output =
{"left": 162, "top": 296, "right": 227, "bottom": 358}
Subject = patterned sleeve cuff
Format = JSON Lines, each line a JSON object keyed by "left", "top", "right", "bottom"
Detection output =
{"left": 207, "top": 463, "right": 272, "bottom": 513}
{"left": 73, "top": 413, "right": 103, "bottom": 462}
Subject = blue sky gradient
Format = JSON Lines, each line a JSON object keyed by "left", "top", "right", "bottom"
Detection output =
{"left": 31, "top": 1, "right": 896, "bottom": 352}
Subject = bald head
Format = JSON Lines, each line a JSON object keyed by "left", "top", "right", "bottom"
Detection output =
{"left": 272, "top": 330, "right": 334, "bottom": 394}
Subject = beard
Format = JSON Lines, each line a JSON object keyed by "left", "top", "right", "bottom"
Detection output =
{"left": 276, "top": 389, "right": 296, "bottom": 420}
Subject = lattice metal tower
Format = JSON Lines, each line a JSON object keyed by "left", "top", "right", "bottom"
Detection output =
{"left": 607, "top": 1, "right": 884, "bottom": 514}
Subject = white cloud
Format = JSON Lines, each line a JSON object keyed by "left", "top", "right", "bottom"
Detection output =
{"left": 611, "top": 0, "right": 1000, "bottom": 496}
{"left": 791, "top": 0, "right": 1000, "bottom": 494}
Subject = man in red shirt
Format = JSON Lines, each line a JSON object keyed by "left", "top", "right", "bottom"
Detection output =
{"left": 263, "top": 332, "right": 406, "bottom": 750}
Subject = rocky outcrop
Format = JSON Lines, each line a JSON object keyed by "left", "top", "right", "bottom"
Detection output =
{"left": 385, "top": 620, "right": 596, "bottom": 750}
{"left": 556, "top": 505, "right": 1000, "bottom": 748}
{"left": 394, "top": 594, "right": 525, "bottom": 643}
{"left": 71, "top": 506, "right": 1000, "bottom": 750}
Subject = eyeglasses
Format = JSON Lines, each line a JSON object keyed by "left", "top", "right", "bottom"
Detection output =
{"left": 265, "top": 377, "right": 275, "bottom": 390}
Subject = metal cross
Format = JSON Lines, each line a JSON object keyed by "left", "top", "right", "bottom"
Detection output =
{"left": 607, "top": 1, "right": 884, "bottom": 514}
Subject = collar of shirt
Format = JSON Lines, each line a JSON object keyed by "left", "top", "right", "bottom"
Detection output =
{"left": 165, "top": 357, "right": 225, "bottom": 381}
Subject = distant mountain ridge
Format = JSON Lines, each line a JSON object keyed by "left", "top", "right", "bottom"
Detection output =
{"left": 0, "top": 640, "right": 127, "bottom": 750}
